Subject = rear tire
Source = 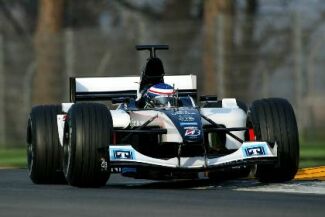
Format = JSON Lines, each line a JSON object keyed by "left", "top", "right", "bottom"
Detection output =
{"left": 27, "top": 105, "right": 65, "bottom": 184}
{"left": 63, "top": 103, "right": 112, "bottom": 187}
{"left": 249, "top": 98, "right": 299, "bottom": 182}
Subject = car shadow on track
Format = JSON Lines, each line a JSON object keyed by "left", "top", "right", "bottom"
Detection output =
{"left": 103, "top": 176, "right": 266, "bottom": 190}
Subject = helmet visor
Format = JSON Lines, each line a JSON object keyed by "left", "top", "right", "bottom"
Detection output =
{"left": 151, "top": 96, "right": 177, "bottom": 107}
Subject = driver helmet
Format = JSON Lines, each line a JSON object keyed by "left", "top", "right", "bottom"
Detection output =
{"left": 143, "top": 83, "right": 176, "bottom": 108}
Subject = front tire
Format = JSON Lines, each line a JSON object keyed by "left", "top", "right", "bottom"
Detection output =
{"left": 63, "top": 103, "right": 112, "bottom": 187}
{"left": 249, "top": 98, "right": 299, "bottom": 182}
{"left": 27, "top": 105, "right": 65, "bottom": 184}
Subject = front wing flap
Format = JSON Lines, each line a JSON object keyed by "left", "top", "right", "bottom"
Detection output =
{"left": 109, "top": 141, "right": 277, "bottom": 170}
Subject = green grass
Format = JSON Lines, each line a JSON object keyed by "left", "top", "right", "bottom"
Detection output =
{"left": 0, "top": 139, "right": 324, "bottom": 168}
{"left": 300, "top": 140, "right": 325, "bottom": 168}
{"left": 0, "top": 148, "right": 26, "bottom": 168}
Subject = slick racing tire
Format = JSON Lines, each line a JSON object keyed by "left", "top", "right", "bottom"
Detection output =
{"left": 63, "top": 103, "right": 112, "bottom": 187}
{"left": 249, "top": 98, "right": 299, "bottom": 182}
{"left": 27, "top": 105, "right": 65, "bottom": 184}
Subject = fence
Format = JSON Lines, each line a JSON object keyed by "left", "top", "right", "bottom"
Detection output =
{"left": 0, "top": 12, "right": 324, "bottom": 147}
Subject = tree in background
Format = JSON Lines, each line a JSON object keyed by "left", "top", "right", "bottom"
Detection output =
{"left": 235, "top": 0, "right": 258, "bottom": 101}
{"left": 202, "top": 0, "right": 234, "bottom": 96}
{"left": 32, "top": 0, "right": 64, "bottom": 104}
{"left": 202, "top": 0, "right": 258, "bottom": 100}
{"left": 30, "top": 0, "right": 260, "bottom": 103}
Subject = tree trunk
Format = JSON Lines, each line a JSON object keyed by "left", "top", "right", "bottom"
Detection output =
{"left": 32, "top": 0, "right": 64, "bottom": 104}
{"left": 163, "top": 0, "right": 192, "bottom": 20}
{"left": 235, "top": 0, "right": 258, "bottom": 102}
{"left": 202, "top": 0, "right": 235, "bottom": 96}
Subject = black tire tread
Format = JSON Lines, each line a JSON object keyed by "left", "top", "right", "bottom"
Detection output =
{"left": 28, "top": 105, "right": 65, "bottom": 184}
{"left": 64, "top": 103, "right": 111, "bottom": 187}
{"left": 250, "top": 98, "right": 299, "bottom": 182}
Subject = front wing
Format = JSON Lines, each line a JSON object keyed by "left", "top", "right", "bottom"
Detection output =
{"left": 109, "top": 141, "right": 277, "bottom": 171}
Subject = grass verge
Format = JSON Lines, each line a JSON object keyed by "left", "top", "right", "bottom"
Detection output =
{"left": 300, "top": 140, "right": 325, "bottom": 168}
{"left": 0, "top": 148, "right": 26, "bottom": 168}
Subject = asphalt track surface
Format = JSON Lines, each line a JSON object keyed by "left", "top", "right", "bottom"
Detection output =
{"left": 1, "top": 169, "right": 325, "bottom": 217}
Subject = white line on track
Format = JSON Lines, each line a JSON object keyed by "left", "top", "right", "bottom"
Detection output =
{"left": 234, "top": 181, "right": 325, "bottom": 195}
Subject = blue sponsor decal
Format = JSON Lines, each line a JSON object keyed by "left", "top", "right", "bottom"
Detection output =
{"left": 121, "top": 167, "right": 137, "bottom": 174}
{"left": 245, "top": 146, "right": 265, "bottom": 156}
{"left": 162, "top": 108, "right": 203, "bottom": 143}
{"left": 242, "top": 143, "right": 268, "bottom": 157}
{"left": 111, "top": 149, "right": 134, "bottom": 160}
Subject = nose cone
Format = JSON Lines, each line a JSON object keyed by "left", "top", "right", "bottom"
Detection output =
{"left": 163, "top": 108, "right": 204, "bottom": 144}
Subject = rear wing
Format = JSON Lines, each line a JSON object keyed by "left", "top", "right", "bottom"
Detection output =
{"left": 70, "top": 75, "right": 197, "bottom": 102}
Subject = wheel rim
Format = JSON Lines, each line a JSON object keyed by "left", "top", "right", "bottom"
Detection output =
{"left": 27, "top": 119, "right": 33, "bottom": 175}
{"left": 27, "top": 142, "right": 33, "bottom": 173}
{"left": 63, "top": 125, "right": 72, "bottom": 176}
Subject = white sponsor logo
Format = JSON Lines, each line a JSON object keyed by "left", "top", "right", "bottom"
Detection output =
{"left": 172, "top": 110, "right": 197, "bottom": 115}
{"left": 113, "top": 150, "right": 134, "bottom": 160}
{"left": 184, "top": 127, "right": 201, "bottom": 136}
{"left": 178, "top": 115, "right": 195, "bottom": 122}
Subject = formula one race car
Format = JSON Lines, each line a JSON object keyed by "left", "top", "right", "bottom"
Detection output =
{"left": 27, "top": 45, "right": 299, "bottom": 187}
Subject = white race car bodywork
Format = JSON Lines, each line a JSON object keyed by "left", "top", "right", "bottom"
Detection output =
{"left": 74, "top": 75, "right": 197, "bottom": 100}
{"left": 57, "top": 75, "right": 277, "bottom": 171}
{"left": 58, "top": 98, "right": 246, "bottom": 148}
{"left": 27, "top": 45, "right": 299, "bottom": 187}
